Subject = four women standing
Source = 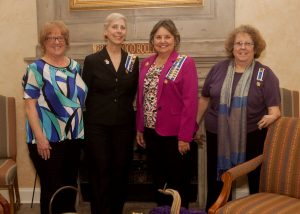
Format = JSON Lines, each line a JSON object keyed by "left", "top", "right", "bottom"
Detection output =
{"left": 23, "top": 14, "right": 281, "bottom": 213}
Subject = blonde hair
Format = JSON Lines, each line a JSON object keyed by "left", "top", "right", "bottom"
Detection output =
{"left": 104, "top": 13, "right": 127, "bottom": 39}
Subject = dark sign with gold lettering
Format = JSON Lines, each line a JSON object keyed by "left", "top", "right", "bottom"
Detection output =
{"left": 93, "top": 42, "right": 155, "bottom": 55}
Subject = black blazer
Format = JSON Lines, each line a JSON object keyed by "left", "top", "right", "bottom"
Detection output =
{"left": 82, "top": 46, "right": 139, "bottom": 126}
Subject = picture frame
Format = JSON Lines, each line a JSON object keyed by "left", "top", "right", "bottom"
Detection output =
{"left": 69, "top": 0, "right": 203, "bottom": 10}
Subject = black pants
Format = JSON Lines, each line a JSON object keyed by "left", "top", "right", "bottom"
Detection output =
{"left": 85, "top": 124, "right": 135, "bottom": 214}
{"left": 28, "top": 139, "right": 82, "bottom": 214}
{"left": 205, "top": 128, "right": 267, "bottom": 211}
{"left": 144, "top": 128, "right": 196, "bottom": 208}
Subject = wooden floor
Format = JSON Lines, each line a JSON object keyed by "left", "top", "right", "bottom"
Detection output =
{"left": 16, "top": 202, "right": 157, "bottom": 214}
{"left": 16, "top": 201, "right": 203, "bottom": 213}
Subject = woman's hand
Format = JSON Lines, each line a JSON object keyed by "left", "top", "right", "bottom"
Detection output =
{"left": 36, "top": 135, "right": 51, "bottom": 160}
{"left": 257, "top": 106, "right": 281, "bottom": 129}
{"left": 194, "top": 123, "right": 206, "bottom": 145}
{"left": 25, "top": 98, "right": 52, "bottom": 160}
{"left": 257, "top": 114, "right": 277, "bottom": 129}
{"left": 136, "top": 131, "right": 146, "bottom": 148}
{"left": 178, "top": 141, "right": 190, "bottom": 155}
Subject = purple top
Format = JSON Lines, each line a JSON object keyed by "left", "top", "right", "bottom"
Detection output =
{"left": 202, "top": 59, "right": 280, "bottom": 133}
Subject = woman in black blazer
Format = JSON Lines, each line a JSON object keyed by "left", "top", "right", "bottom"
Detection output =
{"left": 82, "top": 13, "right": 139, "bottom": 214}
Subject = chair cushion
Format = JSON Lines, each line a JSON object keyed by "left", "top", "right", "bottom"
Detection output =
{"left": 0, "top": 159, "right": 16, "bottom": 185}
{"left": 216, "top": 193, "right": 300, "bottom": 214}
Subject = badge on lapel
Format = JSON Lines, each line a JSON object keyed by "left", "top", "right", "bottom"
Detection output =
{"left": 125, "top": 54, "right": 137, "bottom": 74}
{"left": 256, "top": 67, "right": 265, "bottom": 87}
{"left": 104, "top": 59, "right": 110, "bottom": 65}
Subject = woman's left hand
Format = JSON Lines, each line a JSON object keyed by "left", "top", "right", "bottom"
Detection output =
{"left": 257, "top": 114, "right": 277, "bottom": 129}
{"left": 136, "top": 131, "right": 146, "bottom": 148}
{"left": 178, "top": 141, "right": 190, "bottom": 155}
{"left": 257, "top": 106, "right": 281, "bottom": 129}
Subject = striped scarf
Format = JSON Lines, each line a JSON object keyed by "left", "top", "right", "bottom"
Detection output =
{"left": 217, "top": 60, "right": 255, "bottom": 179}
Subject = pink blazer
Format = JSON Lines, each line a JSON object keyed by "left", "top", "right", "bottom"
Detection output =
{"left": 136, "top": 50, "right": 198, "bottom": 142}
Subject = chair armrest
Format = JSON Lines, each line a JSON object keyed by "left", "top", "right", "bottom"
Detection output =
{"left": 226, "top": 154, "right": 263, "bottom": 180}
{"left": 208, "top": 154, "right": 263, "bottom": 214}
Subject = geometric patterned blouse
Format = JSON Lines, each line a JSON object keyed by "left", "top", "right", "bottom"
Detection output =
{"left": 22, "top": 59, "right": 88, "bottom": 144}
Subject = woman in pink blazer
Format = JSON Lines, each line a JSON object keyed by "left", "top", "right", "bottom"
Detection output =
{"left": 136, "top": 19, "right": 198, "bottom": 208}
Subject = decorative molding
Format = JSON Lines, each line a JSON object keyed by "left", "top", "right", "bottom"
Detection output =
{"left": 69, "top": 0, "right": 203, "bottom": 10}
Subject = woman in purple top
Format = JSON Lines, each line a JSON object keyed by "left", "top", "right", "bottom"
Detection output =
{"left": 196, "top": 25, "right": 281, "bottom": 211}
{"left": 136, "top": 19, "right": 198, "bottom": 208}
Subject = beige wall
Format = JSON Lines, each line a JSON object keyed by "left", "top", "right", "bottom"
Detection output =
{"left": 0, "top": 0, "right": 38, "bottom": 193}
{"left": 0, "top": 0, "right": 299, "bottom": 203}
{"left": 236, "top": 0, "right": 300, "bottom": 91}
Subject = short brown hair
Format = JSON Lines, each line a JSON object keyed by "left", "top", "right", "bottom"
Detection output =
{"left": 39, "top": 20, "right": 69, "bottom": 54}
{"left": 225, "top": 24, "right": 266, "bottom": 58}
{"left": 149, "top": 19, "right": 181, "bottom": 51}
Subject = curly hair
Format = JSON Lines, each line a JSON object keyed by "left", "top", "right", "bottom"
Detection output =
{"left": 225, "top": 25, "right": 266, "bottom": 59}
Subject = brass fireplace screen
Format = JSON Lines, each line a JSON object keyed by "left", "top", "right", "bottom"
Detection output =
{"left": 69, "top": 0, "right": 203, "bottom": 10}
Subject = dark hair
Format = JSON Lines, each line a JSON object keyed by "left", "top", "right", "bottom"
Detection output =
{"left": 225, "top": 24, "right": 266, "bottom": 58}
{"left": 149, "top": 19, "right": 180, "bottom": 51}
{"left": 39, "top": 20, "right": 69, "bottom": 54}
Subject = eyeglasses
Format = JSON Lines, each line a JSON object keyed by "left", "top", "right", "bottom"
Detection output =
{"left": 234, "top": 41, "right": 254, "bottom": 48}
{"left": 46, "top": 36, "right": 65, "bottom": 42}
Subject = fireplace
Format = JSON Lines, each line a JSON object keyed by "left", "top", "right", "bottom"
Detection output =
{"left": 78, "top": 140, "right": 199, "bottom": 202}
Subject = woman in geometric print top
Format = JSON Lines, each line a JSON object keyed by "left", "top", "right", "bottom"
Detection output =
{"left": 22, "top": 20, "right": 87, "bottom": 214}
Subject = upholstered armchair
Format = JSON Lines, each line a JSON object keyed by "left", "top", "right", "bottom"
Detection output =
{"left": 208, "top": 117, "right": 300, "bottom": 214}
{"left": 0, "top": 95, "right": 20, "bottom": 214}
{"left": 280, "top": 87, "right": 299, "bottom": 117}
{"left": 0, "top": 193, "right": 9, "bottom": 214}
